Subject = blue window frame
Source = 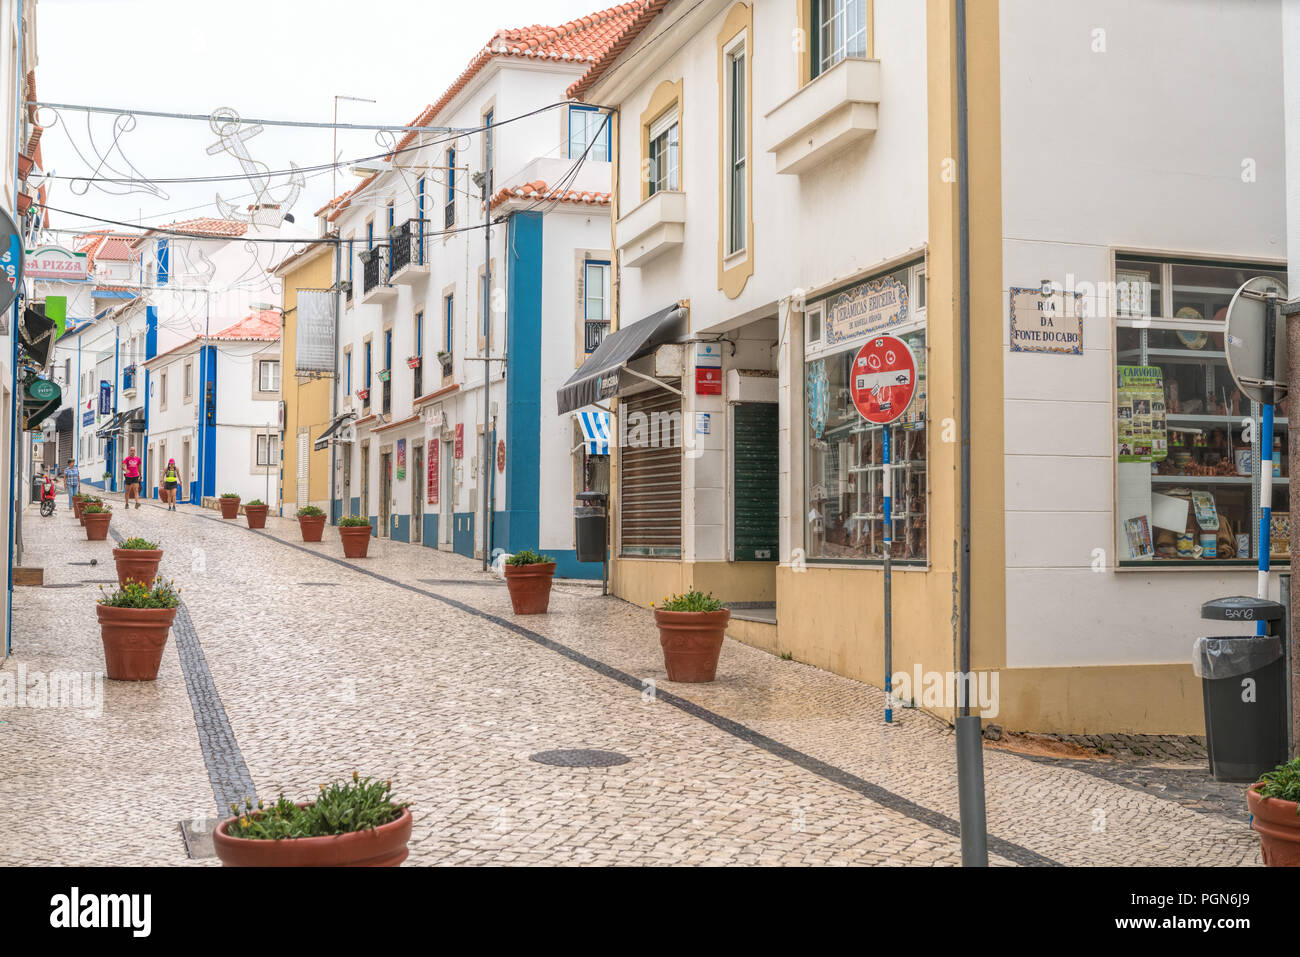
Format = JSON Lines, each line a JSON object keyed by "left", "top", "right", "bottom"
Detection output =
{"left": 347, "top": 239, "right": 354, "bottom": 283}
{"left": 384, "top": 329, "right": 392, "bottom": 370}
{"left": 445, "top": 148, "right": 456, "bottom": 227}
{"left": 364, "top": 342, "right": 371, "bottom": 388}
{"left": 569, "top": 105, "right": 610, "bottom": 161}
{"left": 416, "top": 312, "right": 424, "bottom": 356}
{"left": 345, "top": 350, "right": 352, "bottom": 394}
{"left": 416, "top": 177, "right": 426, "bottom": 264}
{"left": 386, "top": 201, "right": 394, "bottom": 234}
{"left": 445, "top": 294, "right": 454, "bottom": 355}
{"left": 366, "top": 221, "right": 374, "bottom": 251}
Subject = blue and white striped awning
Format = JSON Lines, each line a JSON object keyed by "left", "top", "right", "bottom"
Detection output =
{"left": 577, "top": 410, "right": 611, "bottom": 455}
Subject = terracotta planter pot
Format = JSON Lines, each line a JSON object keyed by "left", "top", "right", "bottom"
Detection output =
{"left": 1248, "top": 783, "right": 1300, "bottom": 866}
{"left": 298, "top": 515, "right": 326, "bottom": 542}
{"left": 219, "top": 497, "right": 240, "bottom": 519}
{"left": 112, "top": 548, "right": 163, "bottom": 588}
{"left": 96, "top": 603, "right": 178, "bottom": 681}
{"left": 339, "top": 524, "right": 372, "bottom": 558}
{"left": 72, "top": 497, "right": 85, "bottom": 521}
{"left": 504, "top": 562, "right": 556, "bottom": 614}
{"left": 654, "top": 608, "right": 731, "bottom": 682}
{"left": 244, "top": 505, "right": 268, "bottom": 529}
{"left": 213, "top": 805, "right": 412, "bottom": 867}
{"left": 83, "top": 511, "right": 112, "bottom": 541}
{"left": 17, "top": 153, "right": 33, "bottom": 180}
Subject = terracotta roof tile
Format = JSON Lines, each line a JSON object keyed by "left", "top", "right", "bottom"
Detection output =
{"left": 489, "top": 178, "right": 611, "bottom": 210}
{"left": 129, "top": 218, "right": 249, "bottom": 248}
{"left": 568, "top": 0, "right": 672, "bottom": 101}
{"left": 213, "top": 309, "right": 281, "bottom": 341}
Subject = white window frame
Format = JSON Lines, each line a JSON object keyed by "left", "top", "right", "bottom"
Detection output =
{"left": 724, "top": 33, "right": 747, "bottom": 257}
{"left": 648, "top": 107, "right": 680, "bottom": 195}
{"left": 259, "top": 359, "right": 281, "bottom": 394}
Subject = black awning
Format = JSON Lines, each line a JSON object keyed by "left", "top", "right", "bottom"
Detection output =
{"left": 556, "top": 304, "right": 686, "bottom": 415}
{"left": 314, "top": 411, "right": 356, "bottom": 451}
{"left": 95, "top": 412, "right": 123, "bottom": 438}
{"left": 123, "top": 408, "right": 146, "bottom": 432}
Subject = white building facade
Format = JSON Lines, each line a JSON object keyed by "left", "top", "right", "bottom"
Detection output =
{"left": 320, "top": 7, "right": 633, "bottom": 576}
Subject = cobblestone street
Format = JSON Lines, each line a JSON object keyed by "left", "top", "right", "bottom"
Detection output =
{"left": 1, "top": 499, "right": 1263, "bottom": 866}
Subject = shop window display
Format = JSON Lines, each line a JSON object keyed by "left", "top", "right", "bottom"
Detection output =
{"left": 1114, "top": 256, "right": 1288, "bottom": 565}
{"left": 805, "top": 264, "right": 927, "bottom": 564}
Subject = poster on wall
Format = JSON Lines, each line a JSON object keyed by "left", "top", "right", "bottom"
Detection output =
{"left": 396, "top": 438, "right": 407, "bottom": 480}
{"left": 1116, "top": 365, "right": 1168, "bottom": 463}
{"left": 1008, "top": 286, "right": 1084, "bottom": 355}
{"left": 823, "top": 275, "right": 909, "bottom": 346}
{"left": 454, "top": 423, "right": 464, "bottom": 459}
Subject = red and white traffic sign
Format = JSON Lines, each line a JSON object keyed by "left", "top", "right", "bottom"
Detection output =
{"left": 849, "top": 334, "right": 917, "bottom": 424}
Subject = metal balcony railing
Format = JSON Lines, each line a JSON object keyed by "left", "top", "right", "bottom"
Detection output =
{"left": 388, "top": 219, "right": 426, "bottom": 274}
{"left": 361, "top": 245, "right": 390, "bottom": 295}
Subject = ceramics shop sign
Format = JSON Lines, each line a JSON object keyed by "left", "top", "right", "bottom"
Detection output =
{"left": 426, "top": 425, "right": 439, "bottom": 506}
{"left": 24, "top": 245, "right": 88, "bottom": 281}
{"left": 396, "top": 438, "right": 406, "bottom": 480}
{"left": 849, "top": 334, "right": 917, "bottom": 425}
{"left": 823, "top": 275, "right": 909, "bottom": 346}
{"left": 454, "top": 423, "right": 464, "bottom": 459}
{"left": 1008, "top": 286, "right": 1084, "bottom": 356}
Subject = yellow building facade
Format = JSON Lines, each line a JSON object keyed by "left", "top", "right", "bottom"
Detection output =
{"left": 275, "top": 242, "right": 335, "bottom": 515}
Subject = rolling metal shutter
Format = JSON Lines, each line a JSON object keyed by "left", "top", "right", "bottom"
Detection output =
{"left": 620, "top": 389, "right": 682, "bottom": 557}
{"left": 297, "top": 431, "right": 309, "bottom": 510}
{"left": 732, "top": 402, "right": 778, "bottom": 561}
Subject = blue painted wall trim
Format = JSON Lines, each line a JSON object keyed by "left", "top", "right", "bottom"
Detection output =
{"left": 145, "top": 305, "right": 158, "bottom": 360}
{"left": 392, "top": 514, "right": 410, "bottom": 543}
{"left": 332, "top": 498, "right": 344, "bottom": 524}
{"left": 550, "top": 549, "right": 604, "bottom": 580}
{"left": 198, "top": 344, "right": 217, "bottom": 498}
{"left": 504, "top": 212, "right": 543, "bottom": 554}
{"left": 368, "top": 515, "right": 378, "bottom": 537}
{"left": 349, "top": 497, "right": 360, "bottom": 519}
{"left": 423, "top": 513, "right": 438, "bottom": 547}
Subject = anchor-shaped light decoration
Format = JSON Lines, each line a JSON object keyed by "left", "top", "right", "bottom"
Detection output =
{"left": 206, "top": 107, "right": 303, "bottom": 227}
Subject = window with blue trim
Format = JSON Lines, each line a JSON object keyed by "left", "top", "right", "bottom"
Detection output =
{"left": 569, "top": 106, "right": 610, "bottom": 161}
{"left": 366, "top": 221, "right": 374, "bottom": 251}
{"left": 445, "top": 148, "right": 456, "bottom": 228}
{"left": 444, "top": 294, "right": 454, "bottom": 357}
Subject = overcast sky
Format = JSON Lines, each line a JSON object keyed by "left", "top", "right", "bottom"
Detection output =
{"left": 35, "top": 0, "right": 609, "bottom": 240}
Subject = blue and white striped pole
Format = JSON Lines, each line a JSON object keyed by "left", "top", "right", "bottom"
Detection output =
{"left": 1257, "top": 292, "right": 1280, "bottom": 635}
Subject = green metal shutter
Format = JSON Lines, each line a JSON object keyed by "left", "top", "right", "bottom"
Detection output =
{"left": 732, "top": 402, "right": 778, "bottom": 561}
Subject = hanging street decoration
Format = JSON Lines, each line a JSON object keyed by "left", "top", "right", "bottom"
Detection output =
{"left": 207, "top": 107, "right": 304, "bottom": 227}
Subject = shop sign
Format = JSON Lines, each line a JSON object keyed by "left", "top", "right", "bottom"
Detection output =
{"left": 696, "top": 412, "right": 711, "bottom": 435}
{"left": 824, "top": 275, "right": 909, "bottom": 347}
{"left": 496, "top": 438, "right": 506, "bottom": 474}
{"left": 695, "top": 342, "right": 722, "bottom": 396}
{"left": 98, "top": 381, "right": 112, "bottom": 415}
{"left": 454, "top": 423, "right": 464, "bottom": 459}
{"left": 0, "top": 206, "right": 24, "bottom": 322}
{"left": 426, "top": 423, "right": 439, "bottom": 506}
{"left": 1008, "top": 286, "right": 1084, "bottom": 356}
{"left": 396, "top": 438, "right": 406, "bottom": 481}
{"left": 24, "top": 245, "right": 89, "bottom": 281}
{"left": 849, "top": 334, "right": 917, "bottom": 425}
{"left": 1116, "top": 365, "right": 1167, "bottom": 463}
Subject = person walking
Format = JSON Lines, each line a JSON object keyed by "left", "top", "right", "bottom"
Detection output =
{"left": 122, "top": 446, "right": 142, "bottom": 509}
{"left": 63, "top": 459, "right": 79, "bottom": 507}
{"left": 162, "top": 459, "right": 180, "bottom": 510}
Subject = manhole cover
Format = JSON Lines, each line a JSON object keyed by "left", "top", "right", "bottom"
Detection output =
{"left": 529, "top": 749, "right": 630, "bottom": 768}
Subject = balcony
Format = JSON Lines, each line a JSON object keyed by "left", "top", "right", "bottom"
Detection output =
{"left": 616, "top": 190, "right": 686, "bottom": 268}
{"left": 388, "top": 219, "right": 430, "bottom": 285}
{"left": 765, "top": 57, "right": 881, "bottom": 176}
{"left": 360, "top": 246, "right": 398, "bottom": 304}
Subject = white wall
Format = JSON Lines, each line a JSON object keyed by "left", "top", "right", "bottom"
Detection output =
{"left": 999, "top": 0, "right": 1288, "bottom": 668}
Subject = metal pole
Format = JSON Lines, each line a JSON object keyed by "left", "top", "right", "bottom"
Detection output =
{"left": 330, "top": 240, "right": 341, "bottom": 523}
{"left": 8, "top": 0, "right": 27, "bottom": 658}
{"left": 883, "top": 427, "right": 893, "bottom": 724}
{"left": 480, "top": 155, "right": 493, "bottom": 571}
{"left": 954, "top": 0, "right": 989, "bottom": 868}
{"left": 1257, "top": 293, "right": 1278, "bottom": 635}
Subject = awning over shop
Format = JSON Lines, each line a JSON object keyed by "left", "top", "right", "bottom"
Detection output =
{"left": 95, "top": 412, "right": 122, "bottom": 438}
{"left": 576, "top": 410, "right": 611, "bottom": 455}
{"left": 556, "top": 304, "right": 687, "bottom": 415}
{"left": 314, "top": 411, "right": 357, "bottom": 451}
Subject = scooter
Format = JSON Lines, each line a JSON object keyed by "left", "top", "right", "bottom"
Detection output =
{"left": 39, "top": 476, "right": 57, "bottom": 517}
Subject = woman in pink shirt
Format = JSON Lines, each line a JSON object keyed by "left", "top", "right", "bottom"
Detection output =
{"left": 123, "top": 446, "right": 142, "bottom": 509}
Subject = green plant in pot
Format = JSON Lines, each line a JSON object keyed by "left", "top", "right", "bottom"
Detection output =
{"left": 81, "top": 500, "right": 113, "bottom": 541}
{"left": 112, "top": 536, "right": 163, "bottom": 588}
{"left": 96, "top": 578, "right": 181, "bottom": 680}
{"left": 243, "top": 498, "right": 269, "bottom": 529}
{"left": 213, "top": 772, "right": 413, "bottom": 867}
{"left": 652, "top": 591, "right": 730, "bottom": 682}
{"left": 337, "top": 514, "right": 373, "bottom": 558}
{"left": 503, "top": 549, "right": 556, "bottom": 615}
{"left": 1248, "top": 757, "right": 1300, "bottom": 866}
{"left": 296, "top": 505, "right": 326, "bottom": 542}
{"left": 219, "top": 492, "right": 240, "bottom": 519}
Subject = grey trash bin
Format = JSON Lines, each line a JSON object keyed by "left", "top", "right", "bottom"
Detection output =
{"left": 1195, "top": 597, "right": 1289, "bottom": 782}
{"left": 574, "top": 505, "right": 606, "bottom": 563}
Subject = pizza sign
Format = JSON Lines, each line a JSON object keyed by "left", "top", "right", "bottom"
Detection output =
{"left": 849, "top": 334, "right": 917, "bottom": 425}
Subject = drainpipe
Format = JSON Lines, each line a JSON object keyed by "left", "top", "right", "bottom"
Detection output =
{"left": 954, "top": 0, "right": 988, "bottom": 868}
{"left": 479, "top": 162, "right": 493, "bottom": 571}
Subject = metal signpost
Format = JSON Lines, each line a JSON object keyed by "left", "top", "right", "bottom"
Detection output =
{"left": 1225, "top": 276, "right": 1289, "bottom": 633}
{"left": 848, "top": 333, "right": 918, "bottom": 724}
